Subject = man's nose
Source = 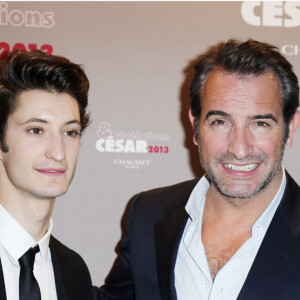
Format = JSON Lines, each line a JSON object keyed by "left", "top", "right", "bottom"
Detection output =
{"left": 227, "top": 127, "right": 253, "bottom": 160}
{"left": 45, "top": 134, "right": 66, "bottom": 161}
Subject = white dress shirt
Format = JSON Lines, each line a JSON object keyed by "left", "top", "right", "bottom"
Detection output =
{"left": 0, "top": 204, "right": 58, "bottom": 300}
{"left": 175, "top": 167, "right": 286, "bottom": 300}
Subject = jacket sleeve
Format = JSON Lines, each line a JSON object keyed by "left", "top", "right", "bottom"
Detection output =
{"left": 95, "top": 195, "right": 140, "bottom": 300}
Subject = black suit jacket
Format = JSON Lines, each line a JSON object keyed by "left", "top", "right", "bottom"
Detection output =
{"left": 98, "top": 172, "right": 300, "bottom": 300}
{"left": 0, "top": 235, "right": 93, "bottom": 300}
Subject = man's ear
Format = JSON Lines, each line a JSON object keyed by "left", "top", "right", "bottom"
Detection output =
{"left": 285, "top": 110, "right": 300, "bottom": 149}
{"left": 188, "top": 108, "right": 198, "bottom": 146}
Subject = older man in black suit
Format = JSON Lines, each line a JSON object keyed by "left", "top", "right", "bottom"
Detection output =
{"left": 97, "top": 39, "right": 300, "bottom": 300}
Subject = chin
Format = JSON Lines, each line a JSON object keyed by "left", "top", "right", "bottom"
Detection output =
{"left": 218, "top": 184, "right": 262, "bottom": 199}
{"left": 35, "top": 187, "right": 69, "bottom": 199}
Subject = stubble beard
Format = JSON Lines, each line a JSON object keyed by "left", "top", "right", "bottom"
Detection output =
{"left": 198, "top": 143, "right": 285, "bottom": 200}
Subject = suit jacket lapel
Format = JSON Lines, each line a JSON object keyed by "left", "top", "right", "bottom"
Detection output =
{"left": 154, "top": 179, "right": 198, "bottom": 300}
{"left": 237, "top": 208, "right": 300, "bottom": 299}
{"left": 49, "top": 238, "right": 69, "bottom": 300}
{"left": 0, "top": 259, "right": 7, "bottom": 300}
{"left": 238, "top": 172, "right": 300, "bottom": 299}
{"left": 49, "top": 236, "right": 92, "bottom": 300}
{"left": 155, "top": 203, "right": 188, "bottom": 300}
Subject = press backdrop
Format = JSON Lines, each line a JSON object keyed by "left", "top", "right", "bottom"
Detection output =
{"left": 1, "top": 1, "right": 300, "bottom": 284}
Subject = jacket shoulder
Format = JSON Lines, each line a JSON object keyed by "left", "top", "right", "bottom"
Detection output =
{"left": 281, "top": 171, "right": 300, "bottom": 237}
{"left": 50, "top": 235, "right": 89, "bottom": 269}
{"left": 50, "top": 235, "right": 93, "bottom": 299}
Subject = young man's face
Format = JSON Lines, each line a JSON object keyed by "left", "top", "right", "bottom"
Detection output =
{"left": 0, "top": 90, "right": 81, "bottom": 201}
{"left": 189, "top": 69, "right": 300, "bottom": 199}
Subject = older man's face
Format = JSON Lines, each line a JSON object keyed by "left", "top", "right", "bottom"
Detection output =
{"left": 190, "top": 69, "right": 299, "bottom": 199}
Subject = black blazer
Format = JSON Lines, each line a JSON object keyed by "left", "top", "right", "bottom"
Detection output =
{"left": 98, "top": 172, "right": 300, "bottom": 300}
{"left": 0, "top": 236, "right": 93, "bottom": 300}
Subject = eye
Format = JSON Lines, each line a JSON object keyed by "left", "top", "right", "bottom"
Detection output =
{"left": 65, "top": 130, "right": 80, "bottom": 137}
{"left": 255, "top": 121, "right": 270, "bottom": 128}
{"left": 211, "top": 119, "right": 226, "bottom": 126}
{"left": 28, "top": 127, "right": 43, "bottom": 135}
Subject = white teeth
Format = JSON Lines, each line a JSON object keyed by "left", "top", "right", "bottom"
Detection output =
{"left": 224, "top": 163, "right": 258, "bottom": 172}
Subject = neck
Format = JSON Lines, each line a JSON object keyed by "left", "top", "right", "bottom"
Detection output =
{"left": 0, "top": 197, "right": 55, "bottom": 241}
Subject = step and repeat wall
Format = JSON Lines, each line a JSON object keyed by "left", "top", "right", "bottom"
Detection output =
{"left": 1, "top": 1, "right": 300, "bottom": 284}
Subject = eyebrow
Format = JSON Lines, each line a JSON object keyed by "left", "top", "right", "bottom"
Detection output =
{"left": 23, "top": 118, "right": 47, "bottom": 124}
{"left": 22, "top": 118, "right": 81, "bottom": 126}
{"left": 250, "top": 114, "right": 278, "bottom": 123}
{"left": 205, "top": 111, "right": 278, "bottom": 123}
{"left": 205, "top": 110, "right": 230, "bottom": 120}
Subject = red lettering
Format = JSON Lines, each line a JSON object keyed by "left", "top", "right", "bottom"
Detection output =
{"left": 0, "top": 42, "right": 54, "bottom": 58}
{"left": 12, "top": 43, "right": 26, "bottom": 52}
{"left": 0, "top": 42, "right": 10, "bottom": 59}
{"left": 148, "top": 146, "right": 169, "bottom": 154}
{"left": 28, "top": 43, "right": 37, "bottom": 51}
{"left": 41, "top": 44, "right": 53, "bottom": 55}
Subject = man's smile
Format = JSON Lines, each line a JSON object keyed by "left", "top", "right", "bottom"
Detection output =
{"left": 224, "top": 163, "right": 259, "bottom": 172}
{"left": 221, "top": 162, "right": 261, "bottom": 178}
{"left": 36, "top": 168, "right": 66, "bottom": 176}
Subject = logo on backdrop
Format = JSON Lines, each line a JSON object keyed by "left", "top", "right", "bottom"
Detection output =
{"left": 0, "top": 2, "right": 55, "bottom": 28}
{"left": 0, "top": 42, "right": 53, "bottom": 60}
{"left": 95, "top": 122, "right": 170, "bottom": 169}
{"left": 241, "top": 1, "right": 300, "bottom": 27}
{"left": 281, "top": 45, "right": 300, "bottom": 56}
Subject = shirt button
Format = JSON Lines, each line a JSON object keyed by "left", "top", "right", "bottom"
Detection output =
{"left": 205, "top": 282, "right": 210, "bottom": 289}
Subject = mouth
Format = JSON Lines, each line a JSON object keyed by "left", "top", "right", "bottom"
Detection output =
{"left": 224, "top": 163, "right": 259, "bottom": 172}
{"left": 222, "top": 163, "right": 260, "bottom": 177}
{"left": 36, "top": 169, "right": 66, "bottom": 176}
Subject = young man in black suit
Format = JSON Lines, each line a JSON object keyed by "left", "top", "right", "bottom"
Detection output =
{"left": 97, "top": 39, "right": 300, "bottom": 300}
{"left": 0, "top": 50, "right": 93, "bottom": 299}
